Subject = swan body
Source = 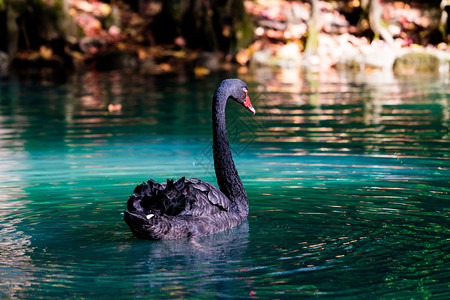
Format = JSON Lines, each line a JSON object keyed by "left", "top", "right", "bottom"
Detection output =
{"left": 124, "top": 79, "right": 255, "bottom": 240}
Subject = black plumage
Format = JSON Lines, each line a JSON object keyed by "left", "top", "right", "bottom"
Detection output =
{"left": 123, "top": 79, "right": 255, "bottom": 240}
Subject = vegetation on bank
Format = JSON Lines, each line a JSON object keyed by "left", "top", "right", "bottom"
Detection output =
{"left": 0, "top": 0, "right": 449, "bottom": 75}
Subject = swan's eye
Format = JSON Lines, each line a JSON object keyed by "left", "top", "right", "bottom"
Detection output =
{"left": 242, "top": 88, "right": 248, "bottom": 94}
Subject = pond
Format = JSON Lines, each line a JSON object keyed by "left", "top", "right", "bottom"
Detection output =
{"left": 0, "top": 68, "right": 449, "bottom": 298}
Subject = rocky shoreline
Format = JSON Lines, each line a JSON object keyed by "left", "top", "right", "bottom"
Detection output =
{"left": 1, "top": 0, "right": 449, "bottom": 77}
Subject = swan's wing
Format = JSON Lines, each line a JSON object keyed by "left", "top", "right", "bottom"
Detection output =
{"left": 126, "top": 177, "right": 230, "bottom": 218}
{"left": 186, "top": 178, "right": 230, "bottom": 212}
{"left": 125, "top": 177, "right": 240, "bottom": 240}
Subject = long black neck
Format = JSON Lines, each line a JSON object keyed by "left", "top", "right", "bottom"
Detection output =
{"left": 212, "top": 86, "right": 248, "bottom": 217}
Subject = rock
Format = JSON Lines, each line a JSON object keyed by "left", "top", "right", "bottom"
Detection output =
{"left": 336, "top": 41, "right": 405, "bottom": 71}
{"left": 0, "top": 51, "right": 9, "bottom": 76}
{"left": 0, "top": 51, "right": 8, "bottom": 65}
{"left": 195, "top": 52, "right": 219, "bottom": 70}
{"left": 89, "top": 51, "right": 138, "bottom": 71}
{"left": 250, "top": 43, "right": 302, "bottom": 68}
{"left": 394, "top": 49, "right": 450, "bottom": 74}
{"left": 275, "top": 42, "right": 302, "bottom": 68}
{"left": 394, "top": 52, "right": 440, "bottom": 74}
{"left": 251, "top": 48, "right": 273, "bottom": 65}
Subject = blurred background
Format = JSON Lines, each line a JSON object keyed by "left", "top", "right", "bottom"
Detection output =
{"left": 0, "top": 1, "right": 449, "bottom": 299}
{"left": 0, "top": 0, "right": 449, "bottom": 77}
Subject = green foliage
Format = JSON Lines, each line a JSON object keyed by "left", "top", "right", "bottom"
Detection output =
{"left": 0, "top": 0, "right": 71, "bottom": 55}
{"left": 304, "top": 0, "right": 319, "bottom": 56}
{"left": 4, "top": 0, "right": 66, "bottom": 24}
{"left": 158, "top": 0, "right": 253, "bottom": 52}
{"left": 229, "top": 0, "right": 254, "bottom": 52}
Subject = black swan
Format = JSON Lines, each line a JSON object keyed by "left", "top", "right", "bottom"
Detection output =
{"left": 124, "top": 79, "right": 255, "bottom": 240}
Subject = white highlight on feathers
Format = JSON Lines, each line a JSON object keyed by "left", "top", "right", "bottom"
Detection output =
{"left": 146, "top": 214, "right": 154, "bottom": 219}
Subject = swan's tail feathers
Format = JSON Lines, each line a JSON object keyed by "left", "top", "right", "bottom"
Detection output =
{"left": 126, "top": 177, "right": 194, "bottom": 218}
{"left": 126, "top": 179, "right": 162, "bottom": 213}
{"left": 166, "top": 176, "right": 186, "bottom": 190}
{"left": 125, "top": 176, "right": 195, "bottom": 239}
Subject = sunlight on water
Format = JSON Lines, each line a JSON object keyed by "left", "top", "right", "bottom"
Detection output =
{"left": 0, "top": 69, "right": 449, "bottom": 298}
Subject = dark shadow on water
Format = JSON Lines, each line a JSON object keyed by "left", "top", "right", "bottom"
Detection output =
{"left": 126, "top": 220, "right": 249, "bottom": 261}
{"left": 124, "top": 221, "right": 250, "bottom": 297}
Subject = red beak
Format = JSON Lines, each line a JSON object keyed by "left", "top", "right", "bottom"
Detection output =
{"left": 243, "top": 94, "right": 256, "bottom": 115}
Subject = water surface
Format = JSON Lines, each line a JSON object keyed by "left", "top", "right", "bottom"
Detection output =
{"left": 0, "top": 69, "right": 449, "bottom": 298}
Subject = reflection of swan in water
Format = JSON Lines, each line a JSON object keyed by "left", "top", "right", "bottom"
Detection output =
{"left": 124, "top": 79, "right": 255, "bottom": 240}
{"left": 126, "top": 221, "right": 250, "bottom": 297}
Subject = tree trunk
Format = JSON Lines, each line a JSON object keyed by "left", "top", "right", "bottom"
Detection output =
{"left": 227, "top": 0, "right": 254, "bottom": 52}
{"left": 440, "top": 0, "right": 450, "bottom": 41}
{"left": 361, "top": 0, "right": 393, "bottom": 44}
{"left": 304, "top": 0, "right": 320, "bottom": 58}
{"left": 6, "top": 4, "right": 19, "bottom": 59}
{"left": 178, "top": 0, "right": 253, "bottom": 52}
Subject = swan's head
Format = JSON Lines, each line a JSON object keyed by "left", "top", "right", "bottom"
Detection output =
{"left": 218, "top": 79, "right": 256, "bottom": 115}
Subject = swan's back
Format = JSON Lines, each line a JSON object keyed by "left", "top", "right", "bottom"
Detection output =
{"left": 124, "top": 177, "right": 243, "bottom": 240}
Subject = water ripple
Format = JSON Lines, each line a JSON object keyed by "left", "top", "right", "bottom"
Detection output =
{"left": 0, "top": 71, "right": 449, "bottom": 298}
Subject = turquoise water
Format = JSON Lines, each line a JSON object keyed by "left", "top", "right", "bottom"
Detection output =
{"left": 0, "top": 69, "right": 449, "bottom": 298}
